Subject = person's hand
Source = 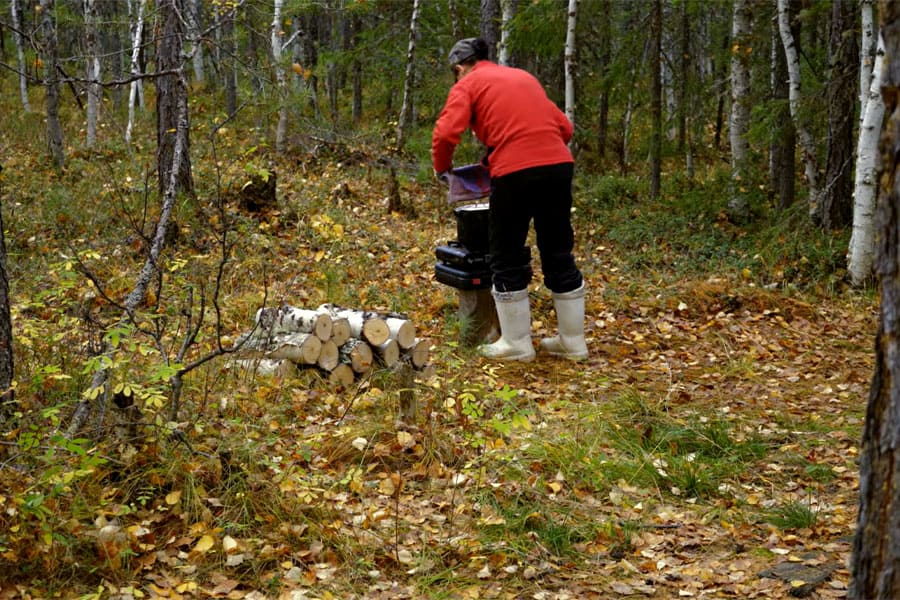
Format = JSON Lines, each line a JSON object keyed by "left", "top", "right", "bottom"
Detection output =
{"left": 435, "top": 170, "right": 450, "bottom": 185}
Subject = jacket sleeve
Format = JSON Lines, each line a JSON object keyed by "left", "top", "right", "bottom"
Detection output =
{"left": 432, "top": 85, "right": 473, "bottom": 173}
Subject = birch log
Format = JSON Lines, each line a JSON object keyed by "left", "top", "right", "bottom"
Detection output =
{"left": 329, "top": 317, "right": 351, "bottom": 346}
{"left": 257, "top": 306, "right": 333, "bottom": 341}
{"left": 319, "top": 304, "right": 390, "bottom": 346}
{"left": 404, "top": 338, "right": 430, "bottom": 369}
{"left": 265, "top": 333, "right": 322, "bottom": 365}
{"left": 328, "top": 363, "right": 355, "bottom": 388}
{"left": 374, "top": 338, "right": 401, "bottom": 367}
{"left": 386, "top": 317, "right": 416, "bottom": 349}
{"left": 339, "top": 338, "right": 374, "bottom": 373}
{"left": 230, "top": 358, "right": 294, "bottom": 377}
{"left": 317, "top": 339, "right": 339, "bottom": 371}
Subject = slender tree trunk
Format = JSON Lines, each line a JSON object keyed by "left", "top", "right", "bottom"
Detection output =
{"left": 272, "top": 0, "right": 289, "bottom": 153}
{"left": 480, "top": 0, "right": 500, "bottom": 61}
{"left": 848, "top": 36, "right": 885, "bottom": 287}
{"left": 819, "top": 0, "right": 859, "bottom": 230}
{"left": 10, "top": 0, "right": 30, "bottom": 112}
{"left": 650, "top": 0, "right": 662, "bottom": 200}
{"left": 126, "top": 0, "right": 146, "bottom": 144}
{"left": 84, "top": 0, "right": 101, "bottom": 149}
{"left": 68, "top": 75, "right": 192, "bottom": 436}
{"left": 39, "top": 0, "right": 64, "bottom": 169}
{"left": 221, "top": 3, "right": 238, "bottom": 117}
{"left": 770, "top": 0, "right": 797, "bottom": 211}
{"left": 0, "top": 170, "right": 14, "bottom": 421}
{"left": 849, "top": 6, "right": 900, "bottom": 595}
{"left": 595, "top": 0, "right": 611, "bottom": 162}
{"left": 350, "top": 13, "right": 362, "bottom": 124}
{"left": 156, "top": 0, "right": 193, "bottom": 196}
{"left": 678, "top": 0, "right": 689, "bottom": 153}
{"left": 564, "top": 0, "right": 578, "bottom": 139}
{"left": 448, "top": 0, "right": 461, "bottom": 40}
{"left": 728, "top": 0, "right": 752, "bottom": 221}
{"left": 395, "top": 0, "right": 420, "bottom": 152}
{"left": 778, "top": 0, "right": 820, "bottom": 220}
{"left": 187, "top": 0, "right": 205, "bottom": 85}
{"left": 860, "top": 0, "right": 876, "bottom": 115}
{"left": 498, "top": 0, "right": 517, "bottom": 66}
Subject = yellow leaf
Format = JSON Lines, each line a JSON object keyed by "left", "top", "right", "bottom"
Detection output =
{"left": 166, "top": 490, "right": 182, "bottom": 505}
{"left": 396, "top": 431, "right": 415, "bottom": 449}
{"left": 291, "top": 63, "right": 304, "bottom": 75}
{"left": 193, "top": 534, "right": 215, "bottom": 554}
{"left": 791, "top": 580, "right": 807, "bottom": 588}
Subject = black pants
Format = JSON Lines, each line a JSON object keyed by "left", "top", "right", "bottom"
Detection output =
{"left": 488, "top": 162, "right": 583, "bottom": 294}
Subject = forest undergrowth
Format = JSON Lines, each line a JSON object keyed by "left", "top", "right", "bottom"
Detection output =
{"left": 0, "top": 108, "right": 876, "bottom": 599}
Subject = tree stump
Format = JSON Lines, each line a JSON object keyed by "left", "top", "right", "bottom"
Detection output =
{"left": 457, "top": 289, "right": 499, "bottom": 348}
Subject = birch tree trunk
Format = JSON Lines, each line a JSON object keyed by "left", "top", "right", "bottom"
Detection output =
{"left": 395, "top": 0, "right": 420, "bottom": 152}
{"left": 39, "top": 0, "right": 65, "bottom": 169}
{"left": 498, "top": 0, "right": 517, "bottom": 66}
{"left": 564, "top": 0, "right": 578, "bottom": 132}
{"left": 818, "top": 0, "right": 858, "bottom": 230}
{"left": 860, "top": 0, "right": 876, "bottom": 118}
{"left": 849, "top": 6, "right": 900, "bottom": 593}
{"left": 10, "top": 0, "right": 31, "bottom": 112}
{"left": 778, "top": 0, "right": 821, "bottom": 219}
{"left": 769, "top": 0, "right": 796, "bottom": 211}
{"left": 727, "top": 0, "right": 752, "bottom": 222}
{"left": 125, "top": 0, "right": 146, "bottom": 144}
{"left": 272, "top": 0, "right": 289, "bottom": 153}
{"left": 848, "top": 36, "right": 885, "bottom": 287}
{"left": 187, "top": 0, "right": 205, "bottom": 85}
{"left": 649, "top": 0, "right": 662, "bottom": 201}
{"left": 84, "top": 0, "right": 102, "bottom": 149}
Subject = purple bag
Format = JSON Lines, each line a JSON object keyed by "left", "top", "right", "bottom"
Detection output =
{"left": 446, "top": 164, "right": 490, "bottom": 204}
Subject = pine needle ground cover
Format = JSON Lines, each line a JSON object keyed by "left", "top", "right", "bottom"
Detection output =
{"left": 0, "top": 112, "right": 872, "bottom": 599}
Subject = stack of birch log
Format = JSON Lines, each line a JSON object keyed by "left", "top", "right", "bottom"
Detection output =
{"left": 233, "top": 304, "right": 432, "bottom": 387}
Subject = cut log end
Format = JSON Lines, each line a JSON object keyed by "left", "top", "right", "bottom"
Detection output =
{"left": 328, "top": 363, "right": 355, "bottom": 389}
{"left": 317, "top": 340, "right": 339, "bottom": 371}
{"left": 375, "top": 338, "right": 401, "bottom": 367}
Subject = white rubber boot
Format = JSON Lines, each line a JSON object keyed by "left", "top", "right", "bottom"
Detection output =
{"left": 478, "top": 288, "right": 536, "bottom": 362}
{"left": 540, "top": 283, "right": 588, "bottom": 360}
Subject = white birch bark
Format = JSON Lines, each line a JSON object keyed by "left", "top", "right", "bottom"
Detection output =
{"left": 777, "top": 0, "right": 820, "bottom": 216}
{"left": 395, "top": 0, "right": 421, "bottom": 152}
{"left": 187, "top": 0, "right": 205, "bottom": 85}
{"left": 125, "top": 0, "right": 146, "bottom": 144}
{"left": 498, "top": 0, "right": 515, "bottom": 66}
{"left": 727, "top": 0, "right": 751, "bottom": 221}
{"left": 10, "top": 0, "right": 31, "bottom": 112}
{"left": 848, "top": 36, "right": 885, "bottom": 287}
{"left": 272, "top": 0, "right": 288, "bottom": 153}
{"left": 564, "top": 0, "right": 578, "bottom": 130}
{"left": 256, "top": 306, "right": 333, "bottom": 341}
{"left": 84, "top": 0, "right": 101, "bottom": 148}
{"left": 859, "top": 0, "right": 876, "bottom": 121}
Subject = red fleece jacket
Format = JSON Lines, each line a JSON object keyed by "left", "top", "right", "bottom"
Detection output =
{"left": 432, "top": 61, "right": 574, "bottom": 178}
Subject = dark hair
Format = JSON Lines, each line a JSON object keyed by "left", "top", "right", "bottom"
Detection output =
{"left": 448, "top": 37, "right": 489, "bottom": 67}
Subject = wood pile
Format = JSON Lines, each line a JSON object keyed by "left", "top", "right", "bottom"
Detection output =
{"left": 232, "top": 304, "right": 432, "bottom": 387}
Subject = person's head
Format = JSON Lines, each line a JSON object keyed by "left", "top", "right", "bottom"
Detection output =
{"left": 448, "top": 37, "right": 489, "bottom": 81}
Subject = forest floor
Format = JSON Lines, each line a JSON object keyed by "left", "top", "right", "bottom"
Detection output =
{"left": 0, "top": 143, "right": 876, "bottom": 599}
